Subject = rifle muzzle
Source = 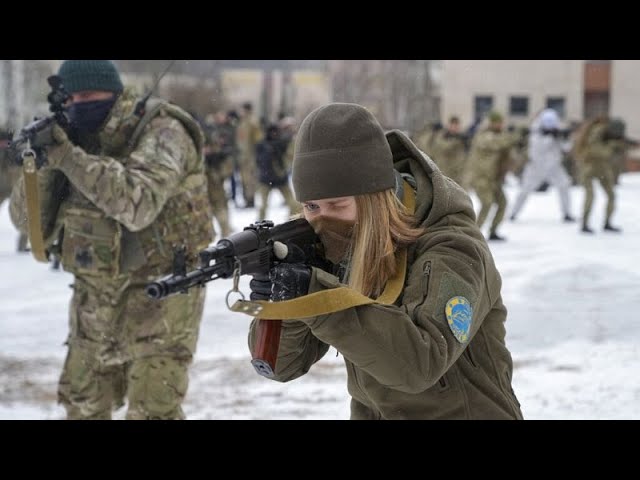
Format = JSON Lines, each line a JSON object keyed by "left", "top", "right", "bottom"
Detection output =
{"left": 145, "top": 281, "right": 168, "bottom": 300}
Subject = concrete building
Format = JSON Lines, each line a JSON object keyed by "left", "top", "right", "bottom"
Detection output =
{"left": 441, "top": 60, "right": 640, "bottom": 139}
{"left": 610, "top": 60, "right": 640, "bottom": 140}
{"left": 441, "top": 60, "right": 584, "bottom": 128}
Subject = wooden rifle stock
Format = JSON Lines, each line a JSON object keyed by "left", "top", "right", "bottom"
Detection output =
{"left": 251, "top": 319, "right": 282, "bottom": 378}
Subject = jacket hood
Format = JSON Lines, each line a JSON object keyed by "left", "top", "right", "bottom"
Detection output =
{"left": 386, "top": 129, "right": 476, "bottom": 228}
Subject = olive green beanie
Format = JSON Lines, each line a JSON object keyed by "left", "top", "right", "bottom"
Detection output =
{"left": 292, "top": 103, "right": 395, "bottom": 202}
{"left": 58, "top": 60, "right": 124, "bottom": 94}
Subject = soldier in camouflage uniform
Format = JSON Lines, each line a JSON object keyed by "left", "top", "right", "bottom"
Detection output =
{"left": 430, "top": 116, "right": 468, "bottom": 188}
{"left": 203, "top": 111, "right": 234, "bottom": 239}
{"left": 508, "top": 125, "right": 530, "bottom": 182}
{"left": 0, "top": 127, "right": 29, "bottom": 252}
{"left": 278, "top": 116, "right": 297, "bottom": 173}
{"left": 225, "top": 110, "right": 241, "bottom": 206}
{"left": 412, "top": 121, "right": 442, "bottom": 158}
{"left": 9, "top": 60, "right": 213, "bottom": 420}
{"left": 574, "top": 117, "right": 627, "bottom": 233}
{"left": 468, "top": 111, "right": 518, "bottom": 241}
{"left": 255, "top": 124, "right": 299, "bottom": 221}
{"left": 235, "top": 102, "right": 263, "bottom": 208}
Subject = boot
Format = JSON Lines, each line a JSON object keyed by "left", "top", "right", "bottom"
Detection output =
{"left": 50, "top": 256, "right": 61, "bottom": 271}
{"left": 488, "top": 232, "right": 507, "bottom": 241}
{"left": 603, "top": 222, "right": 622, "bottom": 233}
{"left": 581, "top": 224, "right": 594, "bottom": 234}
{"left": 17, "top": 233, "right": 29, "bottom": 252}
{"left": 563, "top": 214, "right": 576, "bottom": 223}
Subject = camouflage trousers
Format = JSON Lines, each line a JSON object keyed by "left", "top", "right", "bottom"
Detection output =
{"left": 58, "top": 275, "right": 205, "bottom": 420}
{"left": 206, "top": 173, "right": 232, "bottom": 239}
{"left": 256, "top": 183, "right": 300, "bottom": 221}
{"left": 581, "top": 162, "right": 616, "bottom": 227}
{"left": 237, "top": 152, "right": 257, "bottom": 205}
{"left": 473, "top": 179, "right": 507, "bottom": 235}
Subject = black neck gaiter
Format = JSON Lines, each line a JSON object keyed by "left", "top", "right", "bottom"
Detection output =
{"left": 67, "top": 97, "right": 117, "bottom": 137}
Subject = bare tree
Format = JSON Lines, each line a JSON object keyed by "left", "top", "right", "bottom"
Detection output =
{"left": 1, "top": 60, "right": 58, "bottom": 129}
{"left": 329, "top": 60, "right": 439, "bottom": 134}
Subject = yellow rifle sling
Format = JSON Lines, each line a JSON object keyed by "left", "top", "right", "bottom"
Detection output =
{"left": 231, "top": 179, "right": 417, "bottom": 320}
{"left": 22, "top": 152, "right": 49, "bottom": 263}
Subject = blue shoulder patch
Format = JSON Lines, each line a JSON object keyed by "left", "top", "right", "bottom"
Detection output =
{"left": 445, "top": 296, "right": 473, "bottom": 343}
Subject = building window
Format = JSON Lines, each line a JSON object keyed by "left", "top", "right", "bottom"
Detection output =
{"left": 546, "top": 97, "right": 566, "bottom": 118}
{"left": 509, "top": 96, "right": 529, "bottom": 116}
{"left": 474, "top": 95, "right": 493, "bottom": 120}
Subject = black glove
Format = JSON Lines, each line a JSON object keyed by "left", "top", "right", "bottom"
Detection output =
{"left": 249, "top": 263, "right": 312, "bottom": 302}
{"left": 249, "top": 241, "right": 313, "bottom": 302}
{"left": 270, "top": 263, "right": 312, "bottom": 301}
{"left": 249, "top": 273, "right": 272, "bottom": 301}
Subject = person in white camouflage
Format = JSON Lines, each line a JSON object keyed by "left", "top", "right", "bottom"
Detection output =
{"left": 509, "top": 109, "right": 575, "bottom": 223}
{"left": 9, "top": 60, "right": 214, "bottom": 420}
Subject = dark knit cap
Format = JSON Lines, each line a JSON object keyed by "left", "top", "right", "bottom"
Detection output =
{"left": 58, "top": 60, "right": 124, "bottom": 94}
{"left": 292, "top": 103, "right": 395, "bottom": 202}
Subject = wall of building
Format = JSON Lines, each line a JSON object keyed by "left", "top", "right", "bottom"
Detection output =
{"left": 441, "top": 60, "right": 584, "bottom": 128}
{"left": 610, "top": 60, "right": 640, "bottom": 140}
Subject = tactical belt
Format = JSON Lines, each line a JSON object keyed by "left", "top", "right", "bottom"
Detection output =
{"left": 22, "top": 151, "right": 48, "bottom": 263}
{"left": 231, "top": 179, "right": 416, "bottom": 320}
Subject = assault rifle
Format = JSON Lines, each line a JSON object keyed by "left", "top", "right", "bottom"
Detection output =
{"left": 145, "top": 217, "right": 332, "bottom": 378}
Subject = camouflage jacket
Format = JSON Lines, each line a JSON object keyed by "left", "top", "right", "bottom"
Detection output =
{"left": 203, "top": 121, "right": 235, "bottom": 180}
{"left": 468, "top": 128, "right": 518, "bottom": 183}
{"left": 236, "top": 114, "right": 263, "bottom": 154}
{"left": 0, "top": 147, "right": 22, "bottom": 199}
{"left": 10, "top": 87, "right": 213, "bottom": 280}
{"left": 581, "top": 122, "right": 627, "bottom": 166}
{"left": 431, "top": 130, "right": 468, "bottom": 183}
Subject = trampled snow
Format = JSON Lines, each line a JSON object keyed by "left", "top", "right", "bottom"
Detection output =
{"left": 1, "top": 173, "right": 638, "bottom": 419}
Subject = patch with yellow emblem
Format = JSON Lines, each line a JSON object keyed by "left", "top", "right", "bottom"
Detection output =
{"left": 445, "top": 296, "right": 473, "bottom": 343}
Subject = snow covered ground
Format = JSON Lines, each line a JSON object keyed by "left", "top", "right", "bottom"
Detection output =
{"left": 1, "top": 173, "right": 639, "bottom": 420}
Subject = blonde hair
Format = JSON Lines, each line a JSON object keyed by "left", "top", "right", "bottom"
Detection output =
{"left": 346, "top": 189, "right": 426, "bottom": 298}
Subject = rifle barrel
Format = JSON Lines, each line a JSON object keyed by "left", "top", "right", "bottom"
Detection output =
{"left": 145, "top": 262, "right": 228, "bottom": 299}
